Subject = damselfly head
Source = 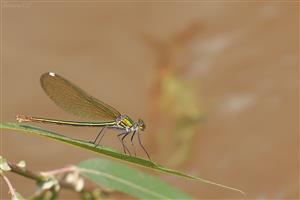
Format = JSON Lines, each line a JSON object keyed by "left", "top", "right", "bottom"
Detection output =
{"left": 137, "top": 119, "right": 146, "bottom": 131}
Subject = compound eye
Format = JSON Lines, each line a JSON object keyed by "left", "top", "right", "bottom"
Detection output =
{"left": 138, "top": 119, "right": 146, "bottom": 131}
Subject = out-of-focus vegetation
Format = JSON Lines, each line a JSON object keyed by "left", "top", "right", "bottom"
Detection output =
{"left": 144, "top": 23, "right": 206, "bottom": 165}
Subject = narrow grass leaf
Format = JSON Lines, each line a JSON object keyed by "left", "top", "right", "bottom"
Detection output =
{"left": 1, "top": 122, "right": 245, "bottom": 196}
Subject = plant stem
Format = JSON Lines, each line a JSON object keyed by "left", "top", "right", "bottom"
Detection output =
{"left": 8, "top": 161, "right": 47, "bottom": 182}
{"left": 6, "top": 161, "right": 96, "bottom": 194}
{"left": 1, "top": 173, "right": 18, "bottom": 200}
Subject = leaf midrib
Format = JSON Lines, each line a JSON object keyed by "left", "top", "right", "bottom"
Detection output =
{"left": 79, "top": 168, "right": 169, "bottom": 199}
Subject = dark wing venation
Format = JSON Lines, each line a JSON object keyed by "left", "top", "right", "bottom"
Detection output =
{"left": 40, "top": 72, "right": 121, "bottom": 121}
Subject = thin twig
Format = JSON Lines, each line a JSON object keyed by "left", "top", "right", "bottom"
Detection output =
{"left": 41, "top": 165, "right": 76, "bottom": 176}
{"left": 1, "top": 173, "right": 18, "bottom": 200}
{"left": 6, "top": 161, "right": 95, "bottom": 194}
{"left": 7, "top": 161, "right": 47, "bottom": 182}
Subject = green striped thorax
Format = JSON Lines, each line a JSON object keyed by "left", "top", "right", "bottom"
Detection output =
{"left": 116, "top": 115, "right": 146, "bottom": 132}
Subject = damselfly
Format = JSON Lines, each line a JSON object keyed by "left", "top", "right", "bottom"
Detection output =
{"left": 16, "top": 72, "right": 150, "bottom": 160}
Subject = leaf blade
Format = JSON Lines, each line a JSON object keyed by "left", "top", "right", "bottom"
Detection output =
{"left": 78, "top": 159, "right": 193, "bottom": 199}
{"left": 1, "top": 122, "right": 245, "bottom": 196}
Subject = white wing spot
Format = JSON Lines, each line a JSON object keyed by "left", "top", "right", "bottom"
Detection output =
{"left": 49, "top": 72, "right": 56, "bottom": 77}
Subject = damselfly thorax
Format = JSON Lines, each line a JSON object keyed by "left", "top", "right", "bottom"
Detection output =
{"left": 114, "top": 115, "right": 145, "bottom": 132}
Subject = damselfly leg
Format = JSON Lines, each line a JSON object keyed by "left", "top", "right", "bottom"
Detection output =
{"left": 90, "top": 127, "right": 105, "bottom": 145}
{"left": 137, "top": 132, "right": 151, "bottom": 160}
{"left": 117, "top": 132, "right": 131, "bottom": 156}
{"left": 130, "top": 131, "right": 137, "bottom": 157}
{"left": 96, "top": 127, "right": 107, "bottom": 146}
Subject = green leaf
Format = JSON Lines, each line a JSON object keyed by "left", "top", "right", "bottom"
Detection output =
{"left": 1, "top": 122, "right": 245, "bottom": 196}
{"left": 30, "top": 189, "right": 59, "bottom": 200}
{"left": 78, "top": 159, "right": 192, "bottom": 199}
{"left": 14, "top": 192, "right": 26, "bottom": 200}
{"left": 80, "top": 190, "right": 102, "bottom": 200}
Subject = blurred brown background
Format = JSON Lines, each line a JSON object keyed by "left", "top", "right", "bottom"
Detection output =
{"left": 1, "top": 1, "right": 299, "bottom": 199}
